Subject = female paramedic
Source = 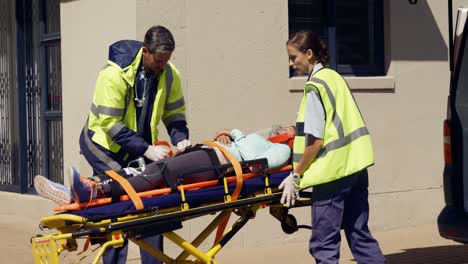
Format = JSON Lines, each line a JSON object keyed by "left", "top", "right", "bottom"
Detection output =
{"left": 34, "top": 126, "right": 295, "bottom": 204}
{"left": 279, "top": 31, "right": 385, "bottom": 263}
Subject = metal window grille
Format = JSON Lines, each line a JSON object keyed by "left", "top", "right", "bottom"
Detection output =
{"left": 0, "top": 0, "right": 17, "bottom": 189}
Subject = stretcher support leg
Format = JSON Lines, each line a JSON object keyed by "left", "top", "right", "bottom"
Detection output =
{"left": 206, "top": 209, "right": 254, "bottom": 258}
{"left": 165, "top": 231, "right": 218, "bottom": 264}
{"left": 175, "top": 210, "right": 232, "bottom": 261}
{"left": 129, "top": 237, "right": 173, "bottom": 263}
{"left": 92, "top": 231, "right": 125, "bottom": 264}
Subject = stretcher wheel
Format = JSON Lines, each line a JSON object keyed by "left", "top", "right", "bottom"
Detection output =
{"left": 281, "top": 214, "right": 298, "bottom": 234}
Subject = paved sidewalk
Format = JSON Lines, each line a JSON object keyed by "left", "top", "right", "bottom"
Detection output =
{"left": 216, "top": 224, "right": 468, "bottom": 264}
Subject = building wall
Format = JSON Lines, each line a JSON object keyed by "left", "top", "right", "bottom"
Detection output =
{"left": 56, "top": 0, "right": 453, "bottom": 255}
{"left": 61, "top": 0, "right": 137, "bottom": 178}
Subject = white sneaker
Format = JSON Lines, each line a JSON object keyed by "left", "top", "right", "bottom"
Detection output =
{"left": 34, "top": 175, "right": 72, "bottom": 205}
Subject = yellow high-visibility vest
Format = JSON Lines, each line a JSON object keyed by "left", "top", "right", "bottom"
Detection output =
{"left": 293, "top": 68, "right": 374, "bottom": 188}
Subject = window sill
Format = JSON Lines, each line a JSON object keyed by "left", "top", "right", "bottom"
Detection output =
{"left": 288, "top": 76, "right": 395, "bottom": 92}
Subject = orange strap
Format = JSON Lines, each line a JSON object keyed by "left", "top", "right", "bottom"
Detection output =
{"left": 268, "top": 133, "right": 294, "bottom": 148}
{"left": 201, "top": 140, "right": 245, "bottom": 245}
{"left": 77, "top": 238, "right": 91, "bottom": 256}
{"left": 104, "top": 170, "right": 144, "bottom": 210}
{"left": 154, "top": 140, "right": 174, "bottom": 156}
{"left": 201, "top": 141, "right": 243, "bottom": 200}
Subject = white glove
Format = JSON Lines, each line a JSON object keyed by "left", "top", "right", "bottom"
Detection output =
{"left": 123, "top": 167, "right": 140, "bottom": 177}
{"left": 144, "top": 145, "right": 170, "bottom": 161}
{"left": 278, "top": 172, "right": 301, "bottom": 207}
{"left": 176, "top": 139, "right": 191, "bottom": 152}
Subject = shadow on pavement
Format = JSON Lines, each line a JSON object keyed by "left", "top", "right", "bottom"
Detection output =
{"left": 384, "top": 244, "right": 468, "bottom": 264}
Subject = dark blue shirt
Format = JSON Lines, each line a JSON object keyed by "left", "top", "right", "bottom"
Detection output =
{"left": 134, "top": 64, "right": 189, "bottom": 146}
{"left": 134, "top": 66, "right": 158, "bottom": 144}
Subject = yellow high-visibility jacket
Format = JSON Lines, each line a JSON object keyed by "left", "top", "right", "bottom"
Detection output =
{"left": 81, "top": 40, "right": 186, "bottom": 164}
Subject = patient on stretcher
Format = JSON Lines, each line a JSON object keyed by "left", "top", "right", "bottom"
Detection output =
{"left": 34, "top": 126, "right": 295, "bottom": 206}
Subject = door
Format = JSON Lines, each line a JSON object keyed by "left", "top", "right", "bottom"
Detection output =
{"left": 0, "top": 0, "right": 63, "bottom": 193}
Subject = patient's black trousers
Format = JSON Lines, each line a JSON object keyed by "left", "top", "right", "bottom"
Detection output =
{"left": 101, "top": 149, "right": 219, "bottom": 195}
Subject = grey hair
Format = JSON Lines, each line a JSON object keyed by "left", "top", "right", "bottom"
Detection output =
{"left": 268, "top": 124, "right": 284, "bottom": 137}
{"left": 144, "top": 25, "right": 175, "bottom": 53}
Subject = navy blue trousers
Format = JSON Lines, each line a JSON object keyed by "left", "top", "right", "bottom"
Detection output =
{"left": 102, "top": 235, "right": 163, "bottom": 264}
{"left": 80, "top": 132, "right": 164, "bottom": 264}
{"left": 309, "top": 169, "right": 385, "bottom": 264}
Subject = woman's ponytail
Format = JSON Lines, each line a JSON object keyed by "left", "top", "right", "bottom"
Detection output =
{"left": 287, "top": 31, "right": 329, "bottom": 65}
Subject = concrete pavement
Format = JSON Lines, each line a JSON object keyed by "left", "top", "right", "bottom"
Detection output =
{"left": 20, "top": 223, "right": 468, "bottom": 263}
{"left": 216, "top": 224, "right": 468, "bottom": 264}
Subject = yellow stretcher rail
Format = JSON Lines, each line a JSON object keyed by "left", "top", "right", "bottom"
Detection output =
{"left": 31, "top": 191, "right": 308, "bottom": 263}
{"left": 31, "top": 159, "right": 311, "bottom": 264}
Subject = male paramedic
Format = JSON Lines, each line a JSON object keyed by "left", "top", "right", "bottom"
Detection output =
{"left": 280, "top": 31, "right": 385, "bottom": 263}
{"left": 79, "top": 25, "right": 190, "bottom": 264}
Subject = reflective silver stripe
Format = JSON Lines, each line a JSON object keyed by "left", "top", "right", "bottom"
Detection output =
{"left": 83, "top": 120, "right": 122, "bottom": 171}
{"left": 91, "top": 103, "right": 125, "bottom": 117}
{"left": 293, "top": 126, "right": 369, "bottom": 163}
{"left": 310, "top": 77, "right": 344, "bottom": 138}
{"left": 165, "top": 64, "right": 173, "bottom": 103}
{"left": 334, "top": 115, "right": 344, "bottom": 138}
{"left": 317, "top": 127, "right": 369, "bottom": 158}
{"left": 165, "top": 97, "right": 185, "bottom": 111}
{"left": 107, "top": 122, "right": 126, "bottom": 139}
{"left": 91, "top": 103, "right": 100, "bottom": 117}
{"left": 163, "top": 113, "right": 186, "bottom": 125}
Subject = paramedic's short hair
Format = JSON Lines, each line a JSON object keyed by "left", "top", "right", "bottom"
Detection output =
{"left": 144, "top": 26, "right": 175, "bottom": 53}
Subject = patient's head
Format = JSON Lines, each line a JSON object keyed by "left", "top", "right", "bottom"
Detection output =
{"left": 279, "top": 126, "right": 295, "bottom": 136}
{"left": 268, "top": 125, "right": 295, "bottom": 149}
{"left": 268, "top": 125, "right": 296, "bottom": 137}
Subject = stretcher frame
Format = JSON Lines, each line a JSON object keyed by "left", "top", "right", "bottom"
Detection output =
{"left": 31, "top": 159, "right": 310, "bottom": 264}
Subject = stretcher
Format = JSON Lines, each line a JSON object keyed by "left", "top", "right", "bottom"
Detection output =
{"left": 31, "top": 139, "right": 311, "bottom": 264}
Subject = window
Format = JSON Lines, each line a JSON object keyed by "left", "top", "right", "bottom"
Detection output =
{"left": 288, "top": 0, "right": 384, "bottom": 76}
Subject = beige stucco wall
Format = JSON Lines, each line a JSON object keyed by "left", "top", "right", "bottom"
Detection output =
{"left": 50, "top": 0, "right": 455, "bottom": 258}
{"left": 61, "top": 0, "right": 137, "bottom": 178}
{"left": 365, "top": 0, "right": 448, "bottom": 229}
